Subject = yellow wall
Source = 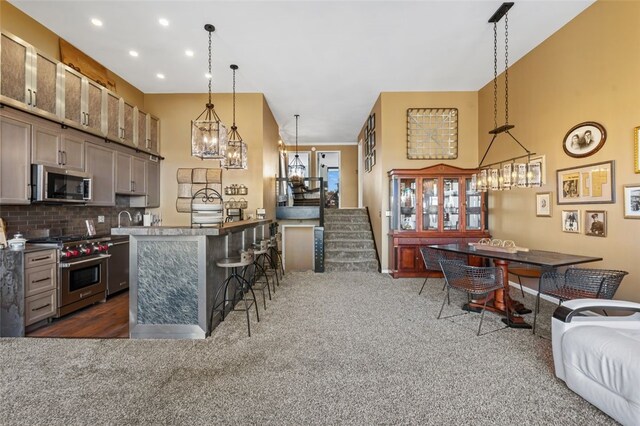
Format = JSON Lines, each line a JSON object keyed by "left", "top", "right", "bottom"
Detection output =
{"left": 262, "top": 96, "right": 280, "bottom": 220}
{"left": 360, "top": 92, "right": 479, "bottom": 270}
{"left": 0, "top": 0, "right": 144, "bottom": 107}
{"left": 478, "top": 0, "right": 640, "bottom": 302}
{"left": 295, "top": 144, "right": 359, "bottom": 208}
{"left": 143, "top": 93, "right": 278, "bottom": 226}
{"left": 360, "top": 95, "right": 383, "bottom": 263}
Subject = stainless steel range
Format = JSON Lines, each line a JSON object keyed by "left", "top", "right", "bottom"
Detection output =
{"left": 28, "top": 235, "right": 111, "bottom": 317}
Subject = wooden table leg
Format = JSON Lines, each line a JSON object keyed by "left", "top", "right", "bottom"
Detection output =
{"left": 494, "top": 259, "right": 532, "bottom": 329}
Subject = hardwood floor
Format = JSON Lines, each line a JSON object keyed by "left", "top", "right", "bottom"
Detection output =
{"left": 27, "top": 291, "right": 129, "bottom": 339}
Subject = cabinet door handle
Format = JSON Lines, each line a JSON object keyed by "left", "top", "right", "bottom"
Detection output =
{"left": 27, "top": 89, "right": 32, "bottom": 105}
{"left": 82, "top": 112, "right": 87, "bottom": 125}
{"left": 30, "top": 256, "right": 51, "bottom": 262}
{"left": 31, "top": 277, "right": 51, "bottom": 284}
{"left": 86, "top": 113, "right": 90, "bottom": 126}
{"left": 58, "top": 150, "right": 63, "bottom": 165}
{"left": 33, "top": 91, "right": 37, "bottom": 107}
{"left": 32, "top": 303, "right": 51, "bottom": 312}
{"left": 63, "top": 151, "right": 67, "bottom": 165}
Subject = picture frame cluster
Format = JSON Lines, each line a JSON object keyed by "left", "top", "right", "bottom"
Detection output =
{"left": 561, "top": 209, "right": 608, "bottom": 237}
{"left": 364, "top": 114, "right": 375, "bottom": 173}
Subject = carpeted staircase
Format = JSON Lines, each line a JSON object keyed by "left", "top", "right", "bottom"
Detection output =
{"left": 324, "top": 208, "right": 379, "bottom": 272}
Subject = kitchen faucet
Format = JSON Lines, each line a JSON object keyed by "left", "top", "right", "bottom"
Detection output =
{"left": 118, "top": 210, "right": 132, "bottom": 228}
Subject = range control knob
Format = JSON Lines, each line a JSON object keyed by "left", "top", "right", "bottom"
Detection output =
{"left": 60, "top": 250, "right": 71, "bottom": 259}
{"left": 80, "top": 246, "right": 92, "bottom": 255}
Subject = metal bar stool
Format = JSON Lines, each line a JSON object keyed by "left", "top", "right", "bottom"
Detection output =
{"left": 210, "top": 251, "right": 260, "bottom": 337}
{"left": 255, "top": 239, "right": 280, "bottom": 284}
{"left": 249, "top": 240, "right": 274, "bottom": 308}
{"left": 268, "top": 234, "right": 284, "bottom": 281}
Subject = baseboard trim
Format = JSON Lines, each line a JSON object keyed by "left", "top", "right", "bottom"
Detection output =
{"left": 508, "top": 280, "right": 559, "bottom": 304}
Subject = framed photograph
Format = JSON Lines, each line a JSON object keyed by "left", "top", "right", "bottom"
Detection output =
{"left": 623, "top": 184, "right": 640, "bottom": 219}
{"left": 563, "top": 121, "right": 606, "bottom": 158}
{"left": 536, "top": 192, "right": 552, "bottom": 217}
{"left": 561, "top": 210, "right": 580, "bottom": 233}
{"left": 585, "top": 210, "right": 607, "bottom": 237}
{"left": 556, "top": 160, "right": 615, "bottom": 205}
{"left": 634, "top": 126, "right": 639, "bottom": 173}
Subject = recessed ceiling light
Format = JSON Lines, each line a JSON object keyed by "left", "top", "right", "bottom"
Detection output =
{"left": 205, "top": 73, "right": 212, "bottom": 79}
{"left": 91, "top": 18, "right": 103, "bottom": 27}
{"left": 129, "top": 50, "right": 139, "bottom": 57}
{"left": 158, "top": 18, "right": 169, "bottom": 27}
{"left": 156, "top": 73, "right": 165, "bottom": 79}
{"left": 185, "top": 50, "right": 194, "bottom": 57}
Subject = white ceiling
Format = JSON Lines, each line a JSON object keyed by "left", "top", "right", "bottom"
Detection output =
{"left": 10, "top": 0, "right": 594, "bottom": 145}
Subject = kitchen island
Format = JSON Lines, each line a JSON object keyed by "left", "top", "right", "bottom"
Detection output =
{"left": 112, "top": 219, "right": 271, "bottom": 339}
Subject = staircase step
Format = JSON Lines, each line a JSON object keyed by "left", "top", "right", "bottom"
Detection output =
{"left": 325, "top": 239, "right": 375, "bottom": 250}
{"left": 324, "top": 230, "right": 372, "bottom": 240}
{"left": 325, "top": 248, "right": 377, "bottom": 261}
{"left": 324, "top": 216, "right": 370, "bottom": 224}
{"left": 325, "top": 208, "right": 368, "bottom": 216}
{"left": 324, "top": 222, "right": 370, "bottom": 232}
{"left": 324, "top": 258, "right": 379, "bottom": 272}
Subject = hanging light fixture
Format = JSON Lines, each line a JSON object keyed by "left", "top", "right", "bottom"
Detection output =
{"left": 223, "top": 64, "right": 247, "bottom": 169}
{"left": 288, "top": 114, "right": 305, "bottom": 179}
{"left": 475, "top": 3, "right": 539, "bottom": 192}
{"left": 191, "top": 24, "right": 227, "bottom": 159}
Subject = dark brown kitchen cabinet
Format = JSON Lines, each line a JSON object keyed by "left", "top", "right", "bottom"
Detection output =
{"left": 85, "top": 140, "right": 115, "bottom": 206}
{"left": 131, "top": 158, "right": 160, "bottom": 208}
{"left": 0, "top": 112, "right": 31, "bottom": 204}
{"left": 388, "top": 164, "right": 490, "bottom": 278}
{"left": 0, "top": 32, "right": 60, "bottom": 122}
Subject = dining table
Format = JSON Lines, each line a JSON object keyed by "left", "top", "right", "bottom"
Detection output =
{"left": 428, "top": 243, "right": 603, "bottom": 329}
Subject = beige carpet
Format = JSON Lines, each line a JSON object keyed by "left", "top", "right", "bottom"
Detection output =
{"left": 0, "top": 271, "right": 615, "bottom": 425}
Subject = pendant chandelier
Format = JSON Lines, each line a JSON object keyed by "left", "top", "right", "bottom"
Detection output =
{"left": 288, "top": 114, "right": 305, "bottom": 179}
{"left": 473, "top": 2, "right": 539, "bottom": 193}
{"left": 191, "top": 24, "right": 227, "bottom": 159}
{"left": 223, "top": 64, "right": 247, "bottom": 169}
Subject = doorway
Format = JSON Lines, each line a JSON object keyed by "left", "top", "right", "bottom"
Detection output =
{"left": 316, "top": 151, "right": 340, "bottom": 208}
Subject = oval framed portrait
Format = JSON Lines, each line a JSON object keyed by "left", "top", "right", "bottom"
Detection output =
{"left": 563, "top": 121, "right": 606, "bottom": 158}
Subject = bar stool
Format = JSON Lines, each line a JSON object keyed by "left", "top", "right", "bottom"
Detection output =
{"left": 249, "top": 240, "right": 274, "bottom": 308}
{"left": 254, "top": 239, "right": 280, "bottom": 289}
{"left": 210, "top": 251, "right": 259, "bottom": 337}
{"left": 268, "top": 234, "right": 285, "bottom": 280}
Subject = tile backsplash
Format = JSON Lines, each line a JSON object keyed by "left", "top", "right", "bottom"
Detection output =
{"left": 0, "top": 196, "right": 144, "bottom": 238}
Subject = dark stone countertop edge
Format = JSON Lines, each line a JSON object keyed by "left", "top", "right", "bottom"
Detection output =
{"left": 111, "top": 219, "right": 272, "bottom": 237}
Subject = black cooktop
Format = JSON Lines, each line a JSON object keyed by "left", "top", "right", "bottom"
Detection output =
{"left": 27, "top": 234, "right": 111, "bottom": 245}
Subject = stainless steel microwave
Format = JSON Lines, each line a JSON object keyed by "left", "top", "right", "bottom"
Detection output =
{"left": 31, "top": 165, "right": 92, "bottom": 203}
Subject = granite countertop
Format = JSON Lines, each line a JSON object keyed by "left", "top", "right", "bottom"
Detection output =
{"left": 111, "top": 219, "right": 272, "bottom": 236}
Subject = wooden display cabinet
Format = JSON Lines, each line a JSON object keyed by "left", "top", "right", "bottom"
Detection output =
{"left": 388, "top": 164, "right": 490, "bottom": 278}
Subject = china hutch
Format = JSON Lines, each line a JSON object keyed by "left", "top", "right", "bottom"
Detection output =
{"left": 388, "top": 164, "right": 490, "bottom": 278}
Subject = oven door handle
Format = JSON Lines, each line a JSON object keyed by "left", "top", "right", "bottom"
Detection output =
{"left": 60, "top": 254, "right": 111, "bottom": 268}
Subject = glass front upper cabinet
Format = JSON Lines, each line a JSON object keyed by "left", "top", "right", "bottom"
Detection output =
{"left": 443, "top": 178, "right": 460, "bottom": 231}
{"left": 422, "top": 178, "right": 438, "bottom": 231}
{"left": 465, "top": 178, "right": 483, "bottom": 230}
{"left": 399, "top": 178, "right": 416, "bottom": 230}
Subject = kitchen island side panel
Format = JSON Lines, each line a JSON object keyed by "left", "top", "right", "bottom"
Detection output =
{"left": 0, "top": 250, "right": 25, "bottom": 337}
{"left": 137, "top": 240, "right": 199, "bottom": 325}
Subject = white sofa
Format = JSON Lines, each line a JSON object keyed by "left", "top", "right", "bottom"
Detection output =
{"left": 552, "top": 299, "right": 640, "bottom": 425}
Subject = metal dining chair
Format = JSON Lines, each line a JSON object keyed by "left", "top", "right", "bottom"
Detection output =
{"left": 418, "top": 247, "right": 467, "bottom": 295}
{"left": 534, "top": 267, "right": 628, "bottom": 334}
{"left": 438, "top": 259, "right": 505, "bottom": 336}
